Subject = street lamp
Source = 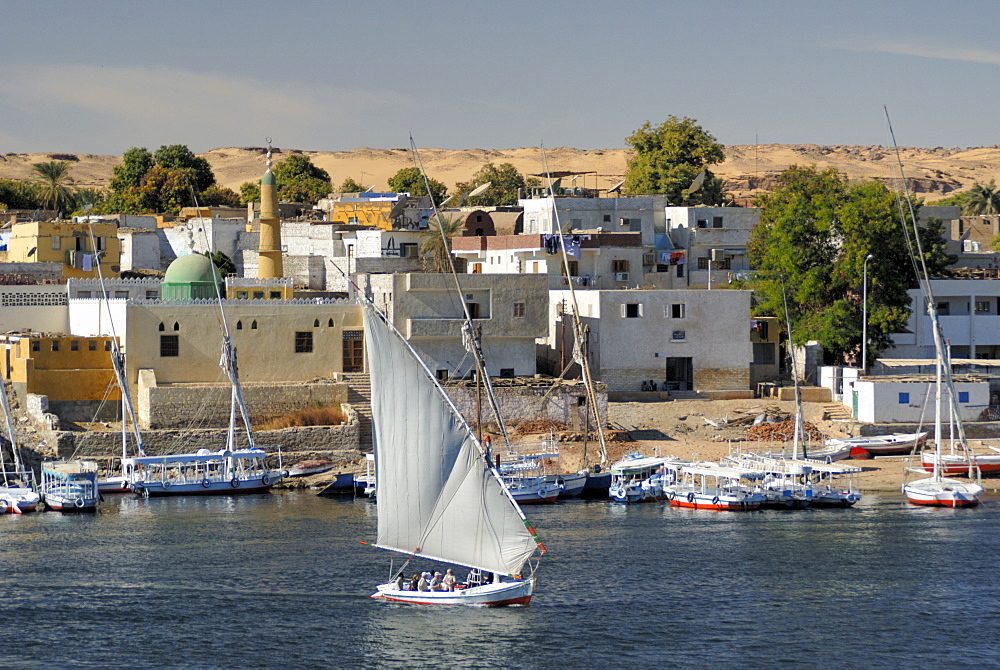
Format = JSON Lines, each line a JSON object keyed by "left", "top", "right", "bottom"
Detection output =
{"left": 862, "top": 254, "right": 874, "bottom": 374}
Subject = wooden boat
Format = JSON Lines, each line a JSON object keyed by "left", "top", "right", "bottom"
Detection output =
{"left": 919, "top": 446, "right": 1000, "bottom": 476}
{"left": 41, "top": 460, "right": 99, "bottom": 512}
{"left": 545, "top": 471, "right": 588, "bottom": 498}
{"left": 363, "top": 305, "right": 544, "bottom": 606}
{"left": 825, "top": 432, "right": 928, "bottom": 458}
{"left": 286, "top": 459, "right": 335, "bottom": 477}
{"left": 666, "top": 462, "right": 764, "bottom": 511}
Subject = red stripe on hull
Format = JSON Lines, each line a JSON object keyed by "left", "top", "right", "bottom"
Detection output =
{"left": 670, "top": 500, "right": 760, "bottom": 511}
{"left": 375, "top": 594, "right": 532, "bottom": 607}
{"left": 906, "top": 496, "right": 979, "bottom": 508}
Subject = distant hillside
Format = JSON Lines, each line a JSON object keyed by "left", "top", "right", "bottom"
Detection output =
{"left": 3, "top": 144, "right": 999, "bottom": 202}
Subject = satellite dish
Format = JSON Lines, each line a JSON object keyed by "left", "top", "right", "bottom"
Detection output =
{"left": 468, "top": 181, "right": 492, "bottom": 198}
{"left": 364, "top": 185, "right": 376, "bottom": 192}
{"left": 608, "top": 179, "right": 625, "bottom": 194}
{"left": 685, "top": 170, "right": 707, "bottom": 195}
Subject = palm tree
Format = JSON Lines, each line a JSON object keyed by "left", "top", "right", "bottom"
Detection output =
{"left": 420, "top": 213, "right": 464, "bottom": 272}
{"left": 963, "top": 179, "right": 1000, "bottom": 215}
{"left": 32, "top": 161, "right": 75, "bottom": 215}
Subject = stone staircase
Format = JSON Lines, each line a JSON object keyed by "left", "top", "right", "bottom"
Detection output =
{"left": 340, "top": 372, "right": 373, "bottom": 450}
{"left": 822, "top": 403, "right": 854, "bottom": 422}
{"left": 667, "top": 389, "right": 706, "bottom": 400}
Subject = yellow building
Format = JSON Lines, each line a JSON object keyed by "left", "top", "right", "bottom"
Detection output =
{"left": 0, "top": 334, "right": 119, "bottom": 420}
{"left": 5, "top": 221, "right": 121, "bottom": 280}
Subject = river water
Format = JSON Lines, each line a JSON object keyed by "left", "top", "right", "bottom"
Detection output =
{"left": 2, "top": 490, "right": 999, "bottom": 668}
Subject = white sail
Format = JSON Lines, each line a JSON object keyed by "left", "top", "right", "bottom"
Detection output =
{"left": 364, "top": 308, "right": 537, "bottom": 577}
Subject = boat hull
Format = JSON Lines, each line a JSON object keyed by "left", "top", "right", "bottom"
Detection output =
{"left": 668, "top": 490, "right": 763, "bottom": 511}
{"left": 546, "top": 472, "right": 588, "bottom": 498}
{"left": 903, "top": 477, "right": 982, "bottom": 507}
{"left": 372, "top": 579, "right": 534, "bottom": 606}
{"left": 919, "top": 453, "right": 1000, "bottom": 476}
{"left": 43, "top": 495, "right": 98, "bottom": 512}
{"left": 132, "top": 479, "right": 274, "bottom": 497}
{"left": 98, "top": 476, "right": 131, "bottom": 494}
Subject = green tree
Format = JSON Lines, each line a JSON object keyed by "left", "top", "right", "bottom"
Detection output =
{"left": 388, "top": 167, "right": 448, "bottom": 204}
{"left": 205, "top": 250, "right": 236, "bottom": 276}
{"left": 454, "top": 162, "right": 539, "bottom": 207}
{"left": 32, "top": 161, "right": 76, "bottom": 214}
{"left": 748, "top": 166, "right": 919, "bottom": 366}
{"left": 154, "top": 144, "right": 215, "bottom": 192}
{"left": 962, "top": 179, "right": 1000, "bottom": 215}
{"left": 339, "top": 177, "right": 369, "bottom": 193}
{"left": 239, "top": 182, "right": 261, "bottom": 206}
{"left": 622, "top": 116, "right": 726, "bottom": 204}
{"left": 110, "top": 147, "right": 155, "bottom": 192}
{"left": 420, "top": 213, "right": 464, "bottom": 272}
{"left": 272, "top": 154, "right": 332, "bottom": 203}
{"left": 0, "top": 179, "right": 41, "bottom": 210}
{"left": 199, "top": 184, "right": 241, "bottom": 207}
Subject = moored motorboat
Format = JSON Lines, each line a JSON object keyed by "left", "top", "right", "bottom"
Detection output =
{"left": 722, "top": 453, "right": 814, "bottom": 509}
{"left": 546, "top": 471, "right": 588, "bottom": 498}
{"left": 919, "top": 447, "right": 1000, "bottom": 476}
{"left": 666, "top": 462, "right": 764, "bottom": 511}
{"left": 608, "top": 454, "right": 684, "bottom": 503}
{"left": 126, "top": 448, "right": 282, "bottom": 497}
{"left": 41, "top": 460, "right": 100, "bottom": 512}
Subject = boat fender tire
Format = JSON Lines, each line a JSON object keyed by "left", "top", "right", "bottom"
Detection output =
{"left": 74, "top": 497, "right": 85, "bottom": 508}
{"left": 537, "top": 487, "right": 547, "bottom": 499}
{"left": 261, "top": 474, "right": 271, "bottom": 487}
{"left": 162, "top": 479, "right": 171, "bottom": 488}
{"left": 847, "top": 494, "right": 857, "bottom": 504}
{"left": 230, "top": 478, "right": 240, "bottom": 489}
{"left": 282, "top": 470, "right": 290, "bottom": 478}
{"left": 668, "top": 490, "right": 675, "bottom": 501}
{"left": 687, "top": 492, "right": 695, "bottom": 503}
{"left": 201, "top": 479, "right": 211, "bottom": 489}
{"left": 712, "top": 496, "right": 720, "bottom": 505}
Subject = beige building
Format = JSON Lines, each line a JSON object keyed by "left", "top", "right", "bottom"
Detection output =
{"left": 4, "top": 220, "right": 121, "bottom": 279}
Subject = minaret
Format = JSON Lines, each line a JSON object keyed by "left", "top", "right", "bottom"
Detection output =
{"left": 257, "top": 138, "right": 284, "bottom": 278}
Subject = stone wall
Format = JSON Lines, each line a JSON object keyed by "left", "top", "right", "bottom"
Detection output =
{"left": 443, "top": 381, "right": 608, "bottom": 430}
{"left": 139, "top": 379, "right": 348, "bottom": 430}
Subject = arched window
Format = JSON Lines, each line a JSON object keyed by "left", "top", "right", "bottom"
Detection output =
{"left": 158, "top": 323, "right": 165, "bottom": 332}
{"left": 328, "top": 318, "right": 334, "bottom": 327}
{"left": 173, "top": 322, "right": 179, "bottom": 331}
{"left": 251, "top": 320, "right": 258, "bottom": 330}
{"left": 236, "top": 320, "right": 243, "bottom": 330}
{"left": 314, "top": 319, "right": 320, "bottom": 328}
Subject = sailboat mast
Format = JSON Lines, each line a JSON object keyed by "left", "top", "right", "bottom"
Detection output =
{"left": 0, "top": 380, "right": 19, "bottom": 483}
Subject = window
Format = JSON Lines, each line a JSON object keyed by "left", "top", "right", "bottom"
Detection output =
{"left": 158, "top": 323, "right": 165, "bottom": 332}
{"left": 976, "top": 301, "right": 991, "bottom": 313}
{"left": 70, "top": 340, "right": 79, "bottom": 351}
{"left": 253, "top": 291, "right": 264, "bottom": 299}
{"left": 295, "top": 331, "right": 314, "bottom": 353}
{"left": 173, "top": 322, "right": 179, "bottom": 331}
{"left": 314, "top": 319, "right": 320, "bottom": 327}
{"left": 343, "top": 330, "right": 363, "bottom": 371}
{"left": 676, "top": 264, "right": 684, "bottom": 278}
{"left": 697, "top": 219, "right": 707, "bottom": 228}
{"left": 436, "top": 369, "right": 449, "bottom": 381}
{"left": 899, "top": 392, "right": 910, "bottom": 404}
{"left": 500, "top": 368, "right": 515, "bottom": 378}
{"left": 328, "top": 319, "right": 334, "bottom": 327}
{"left": 88, "top": 341, "right": 97, "bottom": 351}
{"left": 697, "top": 257, "right": 710, "bottom": 270}
{"left": 959, "top": 391, "right": 970, "bottom": 403}
{"left": 622, "top": 303, "right": 643, "bottom": 318}
{"left": 611, "top": 259, "right": 630, "bottom": 273}
{"left": 31, "top": 341, "right": 40, "bottom": 352}
{"left": 603, "top": 214, "right": 611, "bottom": 222}
{"left": 472, "top": 263, "right": 483, "bottom": 274}
{"left": 936, "top": 302, "right": 950, "bottom": 316}
{"left": 467, "top": 302, "right": 480, "bottom": 319}
{"left": 513, "top": 302, "right": 526, "bottom": 317}
{"left": 145, "top": 290, "right": 158, "bottom": 299}
{"left": 669, "top": 304, "right": 686, "bottom": 318}
{"left": 160, "top": 335, "right": 179, "bottom": 357}
{"left": 77, "top": 290, "right": 91, "bottom": 298}
{"left": 115, "top": 291, "right": 128, "bottom": 299}
{"left": 270, "top": 291, "right": 282, "bottom": 299}
{"left": 105, "top": 341, "right": 112, "bottom": 351}
{"left": 236, "top": 321, "right": 243, "bottom": 330}
{"left": 51, "top": 341, "right": 59, "bottom": 352}
{"left": 752, "top": 343, "right": 776, "bottom": 365}
{"left": 236, "top": 291, "right": 248, "bottom": 299}
{"left": 713, "top": 216, "right": 723, "bottom": 228}
{"left": 251, "top": 320, "right": 258, "bottom": 330}
{"left": 51, "top": 237, "right": 61, "bottom": 250}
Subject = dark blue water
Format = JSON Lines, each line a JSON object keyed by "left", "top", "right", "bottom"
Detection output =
{"left": 2, "top": 490, "right": 999, "bottom": 668}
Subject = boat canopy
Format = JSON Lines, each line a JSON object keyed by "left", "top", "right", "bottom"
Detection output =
{"left": 364, "top": 309, "right": 537, "bottom": 577}
{"left": 610, "top": 456, "right": 680, "bottom": 473}
{"left": 123, "top": 448, "right": 266, "bottom": 465}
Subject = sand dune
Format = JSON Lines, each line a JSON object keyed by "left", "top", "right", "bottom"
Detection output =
{"left": 3, "top": 144, "right": 1000, "bottom": 202}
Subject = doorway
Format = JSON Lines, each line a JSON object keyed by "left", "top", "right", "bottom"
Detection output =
{"left": 665, "top": 357, "right": 693, "bottom": 391}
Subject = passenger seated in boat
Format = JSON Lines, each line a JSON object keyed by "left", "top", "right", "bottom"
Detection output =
{"left": 429, "top": 572, "right": 443, "bottom": 591}
{"left": 409, "top": 573, "right": 420, "bottom": 591}
{"left": 465, "top": 568, "right": 483, "bottom": 587}
{"left": 393, "top": 574, "right": 404, "bottom": 591}
{"left": 417, "top": 572, "right": 430, "bottom": 591}
{"left": 442, "top": 568, "right": 456, "bottom": 592}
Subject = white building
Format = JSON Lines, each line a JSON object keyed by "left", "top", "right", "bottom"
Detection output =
{"left": 850, "top": 376, "right": 988, "bottom": 423}
{"left": 519, "top": 195, "right": 671, "bottom": 244}
{"left": 665, "top": 206, "right": 759, "bottom": 289}
{"left": 542, "top": 288, "right": 753, "bottom": 392}
{"left": 888, "top": 278, "right": 1000, "bottom": 359}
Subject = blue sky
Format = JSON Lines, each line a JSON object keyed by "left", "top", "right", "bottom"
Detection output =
{"left": 2, "top": 0, "right": 998, "bottom": 154}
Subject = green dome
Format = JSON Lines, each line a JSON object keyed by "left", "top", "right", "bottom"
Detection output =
{"left": 163, "top": 253, "right": 221, "bottom": 285}
{"left": 261, "top": 169, "right": 275, "bottom": 186}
